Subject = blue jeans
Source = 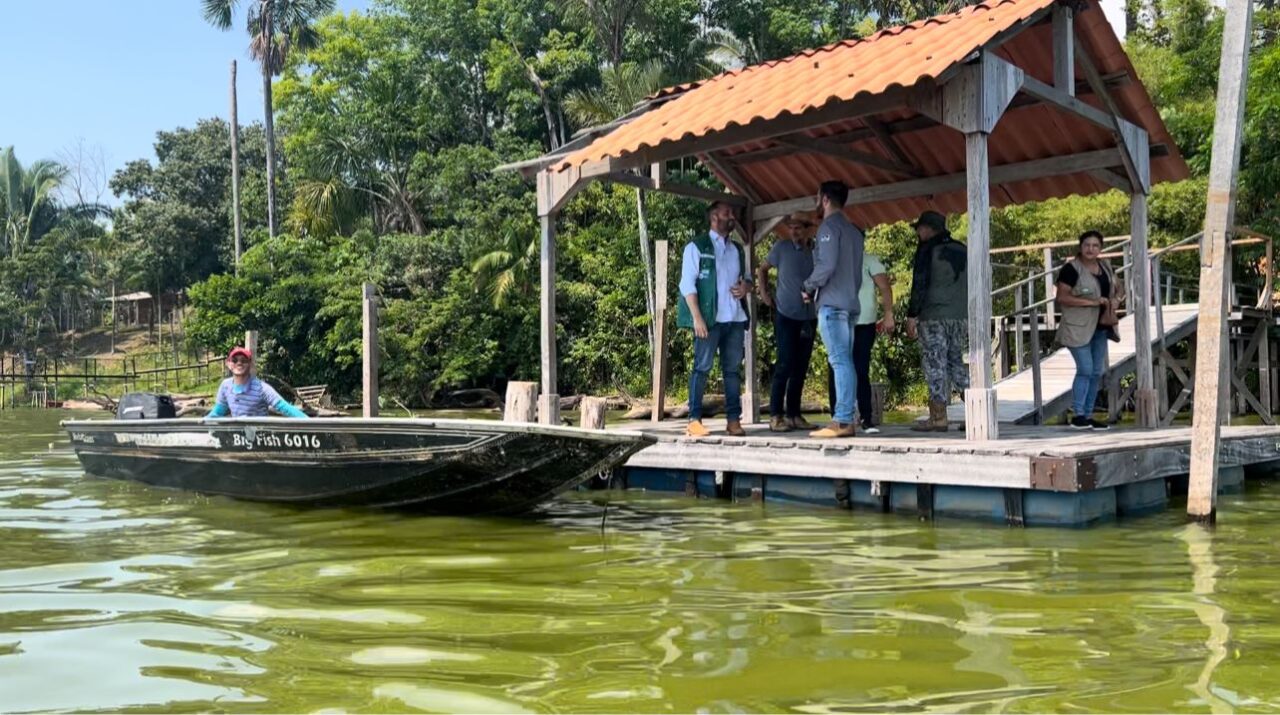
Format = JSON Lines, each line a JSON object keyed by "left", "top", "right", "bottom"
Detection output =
{"left": 818, "top": 306, "right": 857, "bottom": 424}
{"left": 1067, "top": 329, "right": 1109, "bottom": 417}
{"left": 689, "top": 321, "right": 746, "bottom": 421}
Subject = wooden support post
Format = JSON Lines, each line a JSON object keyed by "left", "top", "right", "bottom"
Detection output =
{"left": 1014, "top": 286, "right": 1025, "bottom": 370}
{"left": 1028, "top": 279, "right": 1044, "bottom": 424}
{"left": 742, "top": 207, "right": 760, "bottom": 424}
{"left": 1131, "top": 191, "right": 1158, "bottom": 427}
{"left": 1189, "top": 0, "right": 1254, "bottom": 522}
{"left": 504, "top": 382, "right": 539, "bottom": 423}
{"left": 964, "top": 131, "right": 998, "bottom": 441}
{"left": 1263, "top": 325, "right": 1274, "bottom": 417}
{"left": 362, "top": 283, "right": 379, "bottom": 418}
{"left": 244, "top": 330, "right": 258, "bottom": 357}
{"left": 651, "top": 239, "right": 670, "bottom": 424}
{"left": 1043, "top": 247, "right": 1057, "bottom": 329}
{"left": 580, "top": 397, "right": 607, "bottom": 430}
{"left": 539, "top": 211, "right": 559, "bottom": 425}
{"left": 1052, "top": 4, "right": 1075, "bottom": 95}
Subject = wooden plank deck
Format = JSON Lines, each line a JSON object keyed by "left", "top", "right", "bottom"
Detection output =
{"left": 613, "top": 417, "right": 1280, "bottom": 493}
{"left": 946, "top": 303, "right": 1200, "bottom": 424}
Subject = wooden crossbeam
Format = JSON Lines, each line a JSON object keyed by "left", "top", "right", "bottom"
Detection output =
{"left": 752, "top": 146, "right": 1162, "bottom": 220}
{"left": 1020, "top": 74, "right": 1116, "bottom": 131}
{"left": 775, "top": 134, "right": 922, "bottom": 177}
{"left": 603, "top": 172, "right": 747, "bottom": 206}
{"left": 1074, "top": 36, "right": 1150, "bottom": 193}
{"left": 700, "top": 151, "right": 762, "bottom": 204}
{"left": 864, "top": 116, "right": 917, "bottom": 170}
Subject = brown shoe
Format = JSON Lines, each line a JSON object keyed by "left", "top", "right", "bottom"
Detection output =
{"left": 726, "top": 420, "right": 747, "bottom": 437}
{"left": 685, "top": 419, "right": 711, "bottom": 438}
{"left": 810, "top": 422, "right": 856, "bottom": 439}
{"left": 788, "top": 416, "right": 816, "bottom": 430}
{"left": 769, "top": 416, "right": 793, "bottom": 432}
{"left": 911, "top": 400, "right": 950, "bottom": 432}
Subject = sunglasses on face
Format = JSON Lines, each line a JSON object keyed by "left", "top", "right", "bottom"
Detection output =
{"left": 230, "top": 357, "right": 251, "bottom": 365}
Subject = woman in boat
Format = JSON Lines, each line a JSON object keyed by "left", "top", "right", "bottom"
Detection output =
{"left": 207, "top": 347, "right": 309, "bottom": 418}
{"left": 1055, "top": 230, "right": 1121, "bottom": 431}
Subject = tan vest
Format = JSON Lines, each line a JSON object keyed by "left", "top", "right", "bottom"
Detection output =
{"left": 1058, "top": 257, "right": 1115, "bottom": 348}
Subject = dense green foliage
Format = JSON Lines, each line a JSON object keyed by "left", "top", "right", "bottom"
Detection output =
{"left": 5, "top": 0, "right": 1280, "bottom": 407}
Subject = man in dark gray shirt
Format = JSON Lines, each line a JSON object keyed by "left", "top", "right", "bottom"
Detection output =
{"left": 756, "top": 213, "right": 818, "bottom": 432}
{"left": 801, "top": 180, "right": 865, "bottom": 438}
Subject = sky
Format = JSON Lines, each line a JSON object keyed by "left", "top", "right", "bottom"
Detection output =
{"left": 1, "top": 0, "right": 1125, "bottom": 204}
{"left": 0, "top": 0, "right": 370, "bottom": 203}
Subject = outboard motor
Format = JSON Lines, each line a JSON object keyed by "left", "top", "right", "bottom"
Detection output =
{"left": 116, "top": 392, "right": 177, "bottom": 420}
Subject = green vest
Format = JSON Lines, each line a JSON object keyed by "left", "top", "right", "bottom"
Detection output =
{"left": 676, "top": 234, "right": 748, "bottom": 329}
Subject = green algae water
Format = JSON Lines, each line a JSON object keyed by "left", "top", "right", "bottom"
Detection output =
{"left": 3, "top": 410, "right": 1280, "bottom": 713}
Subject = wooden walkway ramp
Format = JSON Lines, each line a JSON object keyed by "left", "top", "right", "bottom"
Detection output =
{"left": 948, "top": 304, "right": 1201, "bottom": 424}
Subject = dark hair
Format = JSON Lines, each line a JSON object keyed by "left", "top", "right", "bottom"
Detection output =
{"left": 706, "top": 200, "right": 733, "bottom": 221}
{"left": 1078, "top": 230, "right": 1104, "bottom": 245}
{"left": 819, "top": 180, "right": 849, "bottom": 209}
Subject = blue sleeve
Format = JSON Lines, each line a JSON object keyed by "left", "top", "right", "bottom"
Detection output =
{"left": 273, "top": 399, "right": 309, "bottom": 418}
{"left": 208, "top": 402, "right": 229, "bottom": 418}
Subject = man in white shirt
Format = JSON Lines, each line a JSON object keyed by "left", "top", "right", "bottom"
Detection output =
{"left": 675, "top": 201, "right": 752, "bottom": 437}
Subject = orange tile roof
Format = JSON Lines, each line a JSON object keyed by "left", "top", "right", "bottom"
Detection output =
{"left": 552, "top": 0, "right": 1189, "bottom": 226}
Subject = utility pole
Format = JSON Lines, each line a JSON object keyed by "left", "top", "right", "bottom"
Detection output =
{"left": 230, "top": 60, "right": 244, "bottom": 273}
{"left": 1187, "top": 0, "right": 1254, "bottom": 523}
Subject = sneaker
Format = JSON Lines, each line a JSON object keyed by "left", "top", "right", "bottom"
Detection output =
{"left": 769, "top": 416, "right": 793, "bottom": 433}
{"left": 861, "top": 423, "right": 881, "bottom": 434}
{"left": 1090, "top": 419, "right": 1110, "bottom": 430}
{"left": 725, "top": 420, "right": 746, "bottom": 437}
{"left": 1070, "top": 416, "right": 1092, "bottom": 430}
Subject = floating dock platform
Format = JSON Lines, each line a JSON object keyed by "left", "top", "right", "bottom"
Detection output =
{"left": 606, "top": 420, "right": 1280, "bottom": 526}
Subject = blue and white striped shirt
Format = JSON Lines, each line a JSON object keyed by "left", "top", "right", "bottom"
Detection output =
{"left": 214, "top": 377, "right": 285, "bottom": 417}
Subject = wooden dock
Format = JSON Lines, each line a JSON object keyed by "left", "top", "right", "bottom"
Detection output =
{"left": 954, "top": 304, "right": 1201, "bottom": 424}
{"left": 606, "top": 418, "right": 1280, "bottom": 526}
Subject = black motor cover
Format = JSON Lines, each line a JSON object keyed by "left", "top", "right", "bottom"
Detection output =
{"left": 116, "top": 392, "right": 177, "bottom": 420}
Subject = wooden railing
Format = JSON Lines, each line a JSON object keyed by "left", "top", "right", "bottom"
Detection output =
{"left": 985, "top": 229, "right": 1275, "bottom": 424}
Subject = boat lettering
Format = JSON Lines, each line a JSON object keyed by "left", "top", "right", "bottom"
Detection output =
{"left": 118, "top": 432, "right": 220, "bottom": 448}
{"left": 231, "top": 432, "right": 321, "bottom": 450}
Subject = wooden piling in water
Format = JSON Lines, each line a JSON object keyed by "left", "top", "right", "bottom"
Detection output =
{"left": 1189, "top": 0, "right": 1254, "bottom": 522}
{"left": 504, "top": 382, "right": 538, "bottom": 423}
{"left": 361, "top": 283, "right": 379, "bottom": 418}
{"left": 580, "top": 397, "right": 607, "bottom": 430}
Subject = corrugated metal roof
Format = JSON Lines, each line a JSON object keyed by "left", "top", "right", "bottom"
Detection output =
{"left": 552, "top": 0, "right": 1189, "bottom": 227}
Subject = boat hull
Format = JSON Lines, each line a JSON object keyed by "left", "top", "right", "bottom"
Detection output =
{"left": 63, "top": 417, "right": 653, "bottom": 513}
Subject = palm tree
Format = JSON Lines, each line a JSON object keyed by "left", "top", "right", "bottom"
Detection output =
{"left": 201, "top": 0, "right": 336, "bottom": 238}
{"left": 1, "top": 147, "right": 107, "bottom": 259}
{"left": 565, "top": 61, "right": 668, "bottom": 356}
{"left": 472, "top": 229, "right": 539, "bottom": 309}
{"left": 2, "top": 147, "right": 67, "bottom": 258}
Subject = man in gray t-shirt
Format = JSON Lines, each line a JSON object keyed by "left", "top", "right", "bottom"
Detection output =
{"left": 756, "top": 214, "right": 819, "bottom": 432}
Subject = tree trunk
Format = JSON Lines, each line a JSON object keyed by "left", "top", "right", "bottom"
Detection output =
{"left": 110, "top": 280, "right": 117, "bottom": 354}
{"left": 262, "top": 63, "right": 278, "bottom": 238}
{"left": 231, "top": 60, "right": 244, "bottom": 270}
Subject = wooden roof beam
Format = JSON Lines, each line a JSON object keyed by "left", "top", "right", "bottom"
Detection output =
{"left": 775, "top": 134, "right": 923, "bottom": 177}
{"left": 603, "top": 171, "right": 747, "bottom": 207}
{"left": 751, "top": 145, "right": 1167, "bottom": 221}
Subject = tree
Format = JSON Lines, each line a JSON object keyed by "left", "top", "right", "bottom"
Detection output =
{"left": 111, "top": 119, "right": 270, "bottom": 290}
{"left": 2, "top": 148, "right": 68, "bottom": 258}
{"left": 201, "top": 0, "right": 336, "bottom": 237}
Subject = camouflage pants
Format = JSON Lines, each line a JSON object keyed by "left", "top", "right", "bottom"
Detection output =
{"left": 919, "top": 319, "right": 969, "bottom": 403}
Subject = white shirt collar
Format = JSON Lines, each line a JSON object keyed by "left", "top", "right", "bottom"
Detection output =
{"left": 709, "top": 229, "right": 727, "bottom": 245}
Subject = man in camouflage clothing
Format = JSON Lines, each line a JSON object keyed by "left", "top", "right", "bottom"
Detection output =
{"left": 905, "top": 211, "right": 968, "bottom": 431}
